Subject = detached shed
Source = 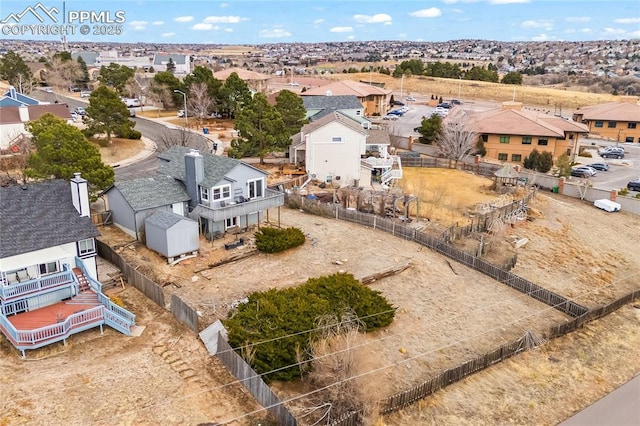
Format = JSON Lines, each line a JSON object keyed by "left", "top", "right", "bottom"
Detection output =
{"left": 145, "top": 211, "right": 199, "bottom": 264}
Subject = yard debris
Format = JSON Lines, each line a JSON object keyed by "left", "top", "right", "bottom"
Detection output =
{"left": 445, "top": 259, "right": 459, "bottom": 275}
{"left": 332, "top": 260, "right": 343, "bottom": 265}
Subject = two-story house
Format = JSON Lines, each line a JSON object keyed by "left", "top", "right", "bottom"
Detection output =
{"left": 0, "top": 174, "right": 136, "bottom": 357}
{"left": 103, "top": 146, "right": 285, "bottom": 241}
{"left": 572, "top": 100, "right": 640, "bottom": 143}
{"left": 301, "top": 80, "right": 392, "bottom": 117}
{"left": 289, "top": 111, "right": 402, "bottom": 187}
{"left": 467, "top": 102, "right": 589, "bottom": 164}
{"left": 301, "top": 94, "right": 371, "bottom": 128}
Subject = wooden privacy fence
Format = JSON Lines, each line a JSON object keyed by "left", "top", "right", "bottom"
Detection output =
{"left": 286, "top": 194, "right": 589, "bottom": 318}
{"left": 400, "top": 156, "right": 502, "bottom": 177}
{"left": 216, "top": 334, "right": 297, "bottom": 426}
{"left": 97, "top": 240, "right": 165, "bottom": 309}
{"left": 170, "top": 294, "right": 198, "bottom": 333}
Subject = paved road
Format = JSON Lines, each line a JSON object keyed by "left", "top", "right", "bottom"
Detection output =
{"left": 559, "top": 374, "right": 640, "bottom": 426}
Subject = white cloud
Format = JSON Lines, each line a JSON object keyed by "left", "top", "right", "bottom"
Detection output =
{"left": 162, "top": 32, "right": 175, "bottom": 37}
{"left": 409, "top": 8, "right": 442, "bottom": 18}
{"left": 353, "top": 13, "right": 392, "bottom": 24}
{"left": 531, "top": 33, "right": 557, "bottom": 41}
{"left": 565, "top": 16, "right": 591, "bottom": 23}
{"left": 346, "top": 35, "right": 355, "bottom": 40}
{"left": 129, "top": 20, "right": 147, "bottom": 30}
{"left": 259, "top": 28, "right": 291, "bottom": 38}
{"left": 603, "top": 27, "right": 625, "bottom": 35}
{"left": 193, "top": 23, "right": 213, "bottom": 30}
{"left": 579, "top": 28, "right": 593, "bottom": 33}
{"left": 152, "top": 21, "right": 164, "bottom": 25}
{"left": 490, "top": 0, "right": 530, "bottom": 4}
{"left": 628, "top": 30, "right": 640, "bottom": 38}
{"left": 521, "top": 19, "right": 553, "bottom": 30}
{"left": 174, "top": 16, "right": 193, "bottom": 23}
{"left": 452, "top": 8, "right": 464, "bottom": 13}
{"left": 203, "top": 16, "right": 245, "bottom": 24}
{"left": 224, "top": 28, "right": 233, "bottom": 32}
{"left": 314, "top": 19, "right": 324, "bottom": 25}
{"left": 330, "top": 26, "right": 353, "bottom": 33}
{"left": 220, "top": 2, "right": 229, "bottom": 7}
{"left": 614, "top": 18, "right": 640, "bottom": 24}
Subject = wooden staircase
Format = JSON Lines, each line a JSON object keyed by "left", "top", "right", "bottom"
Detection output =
{"left": 72, "top": 267, "right": 91, "bottom": 293}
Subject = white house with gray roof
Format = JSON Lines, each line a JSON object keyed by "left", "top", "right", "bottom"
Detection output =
{"left": 302, "top": 94, "right": 371, "bottom": 128}
{"left": 0, "top": 174, "right": 136, "bottom": 357}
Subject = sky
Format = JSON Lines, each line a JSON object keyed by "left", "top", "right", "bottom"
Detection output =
{"left": 0, "top": 0, "right": 638, "bottom": 45}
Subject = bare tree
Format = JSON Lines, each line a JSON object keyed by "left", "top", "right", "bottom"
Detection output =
{"left": 188, "top": 82, "right": 214, "bottom": 125}
{"left": 124, "top": 71, "right": 147, "bottom": 111}
{"left": 436, "top": 110, "right": 477, "bottom": 164}
{"left": 146, "top": 81, "right": 171, "bottom": 117}
{"left": 0, "top": 132, "right": 32, "bottom": 185}
{"left": 45, "top": 57, "right": 82, "bottom": 93}
{"left": 156, "top": 127, "right": 207, "bottom": 152}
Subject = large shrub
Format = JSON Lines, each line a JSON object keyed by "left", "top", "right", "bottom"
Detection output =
{"left": 224, "top": 273, "right": 396, "bottom": 382}
{"left": 255, "top": 227, "right": 305, "bottom": 253}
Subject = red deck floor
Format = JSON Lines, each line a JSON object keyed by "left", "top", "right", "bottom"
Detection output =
{"left": 6, "top": 294, "right": 100, "bottom": 330}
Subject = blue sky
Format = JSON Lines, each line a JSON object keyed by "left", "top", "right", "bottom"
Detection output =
{"left": 1, "top": 0, "right": 639, "bottom": 44}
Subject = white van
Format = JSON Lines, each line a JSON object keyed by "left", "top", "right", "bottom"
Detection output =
{"left": 594, "top": 199, "right": 621, "bottom": 212}
{"left": 122, "top": 98, "right": 141, "bottom": 108}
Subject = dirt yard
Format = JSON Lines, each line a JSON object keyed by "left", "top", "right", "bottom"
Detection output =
{"left": 2, "top": 154, "right": 639, "bottom": 425}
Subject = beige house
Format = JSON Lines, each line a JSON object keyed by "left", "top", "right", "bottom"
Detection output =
{"left": 301, "top": 80, "right": 392, "bottom": 117}
{"left": 572, "top": 100, "right": 640, "bottom": 143}
{"left": 212, "top": 67, "right": 271, "bottom": 94}
{"left": 467, "top": 102, "right": 589, "bottom": 164}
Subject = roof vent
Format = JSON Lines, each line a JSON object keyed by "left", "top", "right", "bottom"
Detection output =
{"left": 325, "top": 90, "right": 332, "bottom": 96}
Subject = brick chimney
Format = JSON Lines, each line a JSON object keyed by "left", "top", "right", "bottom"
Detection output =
{"left": 184, "top": 150, "right": 204, "bottom": 210}
{"left": 70, "top": 172, "right": 90, "bottom": 217}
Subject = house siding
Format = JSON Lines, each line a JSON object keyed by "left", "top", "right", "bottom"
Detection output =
{"left": 145, "top": 218, "right": 199, "bottom": 259}
{"left": 583, "top": 119, "right": 640, "bottom": 143}
{"left": 483, "top": 133, "right": 575, "bottom": 164}
{"left": 305, "top": 121, "right": 366, "bottom": 185}
{"left": 104, "top": 188, "right": 137, "bottom": 236}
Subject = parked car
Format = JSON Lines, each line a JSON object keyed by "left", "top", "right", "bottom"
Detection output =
{"left": 405, "top": 96, "right": 416, "bottom": 102}
{"left": 177, "top": 109, "right": 186, "bottom": 117}
{"left": 437, "top": 102, "right": 451, "bottom": 109}
{"left": 74, "top": 106, "right": 86, "bottom": 116}
{"left": 387, "top": 109, "right": 404, "bottom": 116}
{"left": 392, "top": 100, "right": 405, "bottom": 106}
{"left": 600, "top": 147, "right": 624, "bottom": 159}
{"left": 627, "top": 179, "right": 640, "bottom": 192}
{"left": 587, "top": 162, "right": 609, "bottom": 171}
{"left": 383, "top": 114, "right": 399, "bottom": 120}
{"left": 451, "top": 99, "right": 463, "bottom": 105}
{"left": 433, "top": 107, "right": 449, "bottom": 117}
{"left": 571, "top": 166, "right": 597, "bottom": 177}
{"left": 129, "top": 108, "right": 136, "bottom": 117}
{"left": 80, "top": 91, "right": 91, "bottom": 98}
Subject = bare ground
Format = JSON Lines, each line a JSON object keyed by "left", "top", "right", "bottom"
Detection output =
{"left": 2, "top": 161, "right": 639, "bottom": 425}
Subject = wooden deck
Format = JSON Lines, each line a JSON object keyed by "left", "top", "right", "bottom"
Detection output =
{"left": 6, "top": 292, "right": 100, "bottom": 330}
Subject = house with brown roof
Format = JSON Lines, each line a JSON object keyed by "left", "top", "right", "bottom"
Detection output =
{"left": 0, "top": 104, "right": 73, "bottom": 150}
{"left": 212, "top": 67, "right": 271, "bottom": 93}
{"left": 572, "top": 100, "right": 640, "bottom": 143}
{"left": 301, "top": 80, "right": 392, "bottom": 117}
{"left": 467, "top": 102, "right": 589, "bottom": 164}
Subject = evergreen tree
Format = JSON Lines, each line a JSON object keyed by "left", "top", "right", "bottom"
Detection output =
{"left": 230, "top": 93, "right": 289, "bottom": 164}
{"left": 152, "top": 71, "right": 184, "bottom": 106}
{"left": 76, "top": 56, "right": 90, "bottom": 87}
{"left": 83, "top": 85, "right": 137, "bottom": 144}
{"left": 25, "top": 114, "right": 114, "bottom": 198}
{"left": 416, "top": 114, "right": 443, "bottom": 144}
{"left": 0, "top": 50, "right": 33, "bottom": 92}
{"left": 98, "top": 63, "right": 135, "bottom": 94}
{"left": 219, "top": 72, "right": 252, "bottom": 118}
{"left": 275, "top": 89, "right": 308, "bottom": 136}
{"left": 166, "top": 58, "right": 176, "bottom": 74}
{"left": 501, "top": 71, "right": 523, "bottom": 85}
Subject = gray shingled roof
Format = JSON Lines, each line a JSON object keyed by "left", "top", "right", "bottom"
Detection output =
{"left": 146, "top": 211, "right": 195, "bottom": 230}
{"left": 110, "top": 175, "right": 190, "bottom": 212}
{"left": 303, "top": 95, "right": 364, "bottom": 111}
{"left": 0, "top": 180, "right": 99, "bottom": 258}
{"left": 158, "top": 146, "right": 266, "bottom": 189}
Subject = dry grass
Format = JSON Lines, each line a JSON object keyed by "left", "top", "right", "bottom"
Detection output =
{"left": 398, "top": 168, "right": 498, "bottom": 225}
{"left": 324, "top": 72, "right": 619, "bottom": 109}
{"left": 91, "top": 138, "right": 144, "bottom": 165}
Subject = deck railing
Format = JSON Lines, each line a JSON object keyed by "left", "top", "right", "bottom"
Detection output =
{"left": 0, "top": 271, "right": 76, "bottom": 301}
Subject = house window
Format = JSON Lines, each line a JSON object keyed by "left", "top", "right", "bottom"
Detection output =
{"left": 521, "top": 136, "right": 532, "bottom": 145}
{"left": 200, "top": 187, "right": 209, "bottom": 201}
{"left": 594, "top": 121, "right": 603, "bottom": 128}
{"left": 511, "top": 154, "right": 522, "bottom": 162}
{"left": 225, "top": 217, "right": 238, "bottom": 229}
{"left": 355, "top": 110, "right": 362, "bottom": 116}
{"left": 212, "top": 184, "right": 231, "bottom": 200}
{"left": 39, "top": 261, "right": 59, "bottom": 275}
{"left": 538, "top": 138, "right": 548, "bottom": 146}
{"left": 628, "top": 122, "right": 637, "bottom": 129}
{"left": 625, "top": 137, "right": 633, "bottom": 142}
{"left": 499, "top": 136, "right": 510, "bottom": 144}
{"left": 331, "top": 136, "right": 343, "bottom": 143}
{"left": 481, "top": 134, "right": 488, "bottom": 142}
{"left": 247, "top": 178, "right": 264, "bottom": 199}
{"left": 608, "top": 121, "right": 616, "bottom": 128}
{"left": 77, "top": 238, "right": 96, "bottom": 257}
{"left": 498, "top": 153, "right": 508, "bottom": 161}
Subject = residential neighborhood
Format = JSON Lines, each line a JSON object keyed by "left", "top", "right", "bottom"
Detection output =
{"left": 1, "top": 32, "right": 639, "bottom": 426}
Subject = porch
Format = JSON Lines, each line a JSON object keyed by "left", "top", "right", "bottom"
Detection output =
{"left": 189, "top": 188, "right": 285, "bottom": 223}
{"left": 0, "top": 259, "right": 136, "bottom": 357}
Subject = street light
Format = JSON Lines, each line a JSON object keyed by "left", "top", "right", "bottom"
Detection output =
{"left": 458, "top": 76, "right": 462, "bottom": 100}
{"left": 174, "top": 89, "right": 187, "bottom": 127}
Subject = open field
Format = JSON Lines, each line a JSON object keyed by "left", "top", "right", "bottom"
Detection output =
{"left": 323, "top": 72, "right": 620, "bottom": 110}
